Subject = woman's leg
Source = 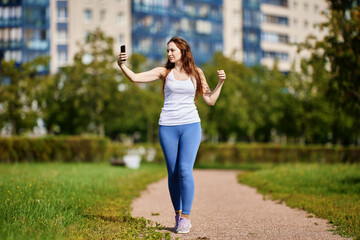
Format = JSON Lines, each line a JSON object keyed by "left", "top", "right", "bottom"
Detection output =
{"left": 159, "top": 125, "right": 182, "bottom": 212}
{"left": 177, "top": 122, "right": 202, "bottom": 216}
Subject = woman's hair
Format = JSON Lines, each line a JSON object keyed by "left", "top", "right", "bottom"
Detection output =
{"left": 161, "top": 36, "right": 203, "bottom": 98}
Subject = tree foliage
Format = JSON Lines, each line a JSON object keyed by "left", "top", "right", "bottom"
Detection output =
{"left": 0, "top": 57, "right": 49, "bottom": 135}
{"left": 41, "top": 29, "right": 162, "bottom": 141}
{"left": 42, "top": 29, "right": 121, "bottom": 136}
{"left": 1, "top": 28, "right": 358, "bottom": 145}
{"left": 300, "top": 0, "right": 360, "bottom": 131}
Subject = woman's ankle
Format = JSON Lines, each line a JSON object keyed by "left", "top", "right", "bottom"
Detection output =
{"left": 181, "top": 213, "right": 190, "bottom": 219}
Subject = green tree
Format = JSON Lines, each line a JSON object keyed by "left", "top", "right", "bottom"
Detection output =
{"left": 201, "top": 53, "right": 251, "bottom": 142}
{"left": 43, "top": 29, "right": 120, "bottom": 136}
{"left": 0, "top": 57, "right": 49, "bottom": 135}
{"left": 300, "top": 0, "right": 360, "bottom": 131}
{"left": 201, "top": 53, "right": 293, "bottom": 143}
{"left": 103, "top": 53, "right": 163, "bottom": 142}
{"left": 281, "top": 57, "right": 334, "bottom": 144}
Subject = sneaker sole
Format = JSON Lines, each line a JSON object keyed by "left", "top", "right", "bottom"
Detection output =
{"left": 176, "top": 225, "right": 191, "bottom": 234}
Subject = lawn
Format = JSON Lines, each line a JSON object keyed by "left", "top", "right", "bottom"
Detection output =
{"left": 0, "top": 162, "right": 169, "bottom": 240}
{"left": 238, "top": 163, "right": 360, "bottom": 239}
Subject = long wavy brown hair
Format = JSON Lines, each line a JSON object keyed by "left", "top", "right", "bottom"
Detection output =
{"left": 161, "top": 37, "right": 203, "bottom": 98}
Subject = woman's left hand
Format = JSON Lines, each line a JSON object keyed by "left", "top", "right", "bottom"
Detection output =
{"left": 217, "top": 70, "right": 226, "bottom": 82}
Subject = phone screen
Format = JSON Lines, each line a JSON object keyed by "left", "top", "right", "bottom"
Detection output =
{"left": 121, "top": 45, "right": 126, "bottom": 53}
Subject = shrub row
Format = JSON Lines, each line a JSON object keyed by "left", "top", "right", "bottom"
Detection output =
{"left": 0, "top": 136, "right": 108, "bottom": 163}
{"left": 108, "top": 142, "right": 360, "bottom": 164}
{"left": 0, "top": 137, "right": 359, "bottom": 163}
{"left": 196, "top": 143, "right": 360, "bottom": 164}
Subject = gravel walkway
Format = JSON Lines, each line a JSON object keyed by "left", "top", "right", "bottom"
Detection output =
{"left": 131, "top": 170, "right": 348, "bottom": 240}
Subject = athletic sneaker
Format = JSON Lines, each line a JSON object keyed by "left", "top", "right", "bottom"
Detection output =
{"left": 174, "top": 214, "right": 181, "bottom": 232}
{"left": 176, "top": 217, "right": 191, "bottom": 234}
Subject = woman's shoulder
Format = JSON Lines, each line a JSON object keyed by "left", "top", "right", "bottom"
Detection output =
{"left": 195, "top": 67, "right": 205, "bottom": 80}
{"left": 152, "top": 66, "right": 168, "bottom": 78}
{"left": 195, "top": 67, "right": 204, "bottom": 74}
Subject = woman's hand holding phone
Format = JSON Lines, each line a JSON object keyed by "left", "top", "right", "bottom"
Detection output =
{"left": 118, "top": 45, "right": 127, "bottom": 66}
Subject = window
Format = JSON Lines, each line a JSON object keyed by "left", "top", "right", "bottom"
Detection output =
{"left": 41, "top": 30, "right": 47, "bottom": 40}
{"left": 58, "top": 50, "right": 67, "bottom": 66}
{"left": 262, "top": 32, "right": 289, "bottom": 44}
{"left": 262, "top": 0, "right": 287, "bottom": 7}
{"left": 304, "top": 20, "right": 308, "bottom": 29}
{"left": 263, "top": 14, "right": 288, "bottom": 25}
{"left": 100, "top": 9, "right": 106, "bottom": 21}
{"left": 84, "top": 31, "right": 90, "bottom": 42}
{"left": 233, "top": 10, "right": 241, "bottom": 23}
{"left": 314, "top": 4, "right": 319, "bottom": 13}
{"left": 57, "top": 29, "right": 67, "bottom": 43}
{"left": 199, "top": 4, "right": 210, "bottom": 17}
{"left": 139, "top": 37, "right": 151, "bottom": 53}
{"left": 293, "top": 19, "right": 297, "bottom": 27}
{"left": 181, "top": 18, "right": 190, "bottom": 32}
{"left": 5, "top": 50, "right": 22, "bottom": 62}
{"left": 245, "top": 51, "right": 257, "bottom": 63}
{"left": 196, "top": 20, "right": 211, "bottom": 34}
{"left": 262, "top": 51, "right": 289, "bottom": 60}
{"left": 293, "top": 1, "right": 297, "bottom": 9}
{"left": 314, "top": 23, "right": 319, "bottom": 31}
{"left": 57, "top": 7, "right": 67, "bottom": 21}
{"left": 117, "top": 34, "right": 124, "bottom": 44}
{"left": 84, "top": 9, "right": 92, "bottom": 22}
{"left": 184, "top": 4, "right": 195, "bottom": 16}
{"left": 117, "top": 12, "right": 124, "bottom": 25}
{"left": 248, "top": 31, "right": 257, "bottom": 42}
{"left": 304, "top": 3, "right": 308, "bottom": 12}
{"left": 199, "top": 42, "right": 210, "bottom": 52}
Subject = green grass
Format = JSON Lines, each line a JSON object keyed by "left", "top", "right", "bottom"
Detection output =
{"left": 238, "top": 163, "right": 360, "bottom": 239}
{"left": 0, "top": 162, "right": 169, "bottom": 240}
{"left": 195, "top": 162, "right": 274, "bottom": 171}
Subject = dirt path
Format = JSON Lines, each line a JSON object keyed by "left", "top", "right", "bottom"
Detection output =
{"left": 131, "top": 170, "right": 347, "bottom": 240}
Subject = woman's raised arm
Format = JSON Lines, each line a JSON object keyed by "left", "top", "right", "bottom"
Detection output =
{"left": 118, "top": 52, "right": 165, "bottom": 83}
{"left": 198, "top": 68, "right": 226, "bottom": 106}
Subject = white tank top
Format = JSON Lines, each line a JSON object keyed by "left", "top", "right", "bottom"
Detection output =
{"left": 159, "top": 69, "right": 201, "bottom": 126}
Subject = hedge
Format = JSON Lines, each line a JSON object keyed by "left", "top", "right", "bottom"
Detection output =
{"left": 0, "top": 137, "right": 359, "bottom": 164}
{"left": 195, "top": 143, "right": 360, "bottom": 164}
{"left": 108, "top": 142, "right": 360, "bottom": 164}
{"left": 0, "top": 136, "right": 108, "bottom": 163}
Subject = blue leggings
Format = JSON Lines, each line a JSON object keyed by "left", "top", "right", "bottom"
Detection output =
{"left": 159, "top": 122, "right": 201, "bottom": 215}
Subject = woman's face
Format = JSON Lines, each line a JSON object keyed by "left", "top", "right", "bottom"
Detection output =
{"left": 167, "top": 42, "right": 182, "bottom": 63}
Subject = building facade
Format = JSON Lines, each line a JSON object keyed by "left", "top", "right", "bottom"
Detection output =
{"left": 223, "top": 0, "right": 328, "bottom": 72}
{"left": 1, "top": 0, "right": 327, "bottom": 73}
{"left": 131, "top": 0, "right": 223, "bottom": 65}
{"left": 50, "top": 0, "right": 132, "bottom": 73}
{"left": 0, "top": 0, "right": 50, "bottom": 68}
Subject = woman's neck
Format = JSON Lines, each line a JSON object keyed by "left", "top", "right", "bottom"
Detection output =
{"left": 174, "top": 62, "right": 184, "bottom": 73}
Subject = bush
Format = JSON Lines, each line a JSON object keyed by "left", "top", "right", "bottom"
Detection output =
{"left": 0, "top": 137, "right": 359, "bottom": 164}
{"left": 0, "top": 136, "right": 108, "bottom": 163}
{"left": 196, "top": 143, "right": 360, "bottom": 164}
{"left": 108, "top": 143, "right": 360, "bottom": 164}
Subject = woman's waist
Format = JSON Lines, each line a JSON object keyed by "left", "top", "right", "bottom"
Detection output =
{"left": 161, "top": 104, "right": 197, "bottom": 112}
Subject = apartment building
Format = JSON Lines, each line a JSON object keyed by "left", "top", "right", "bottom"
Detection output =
{"left": 50, "top": 0, "right": 131, "bottom": 73}
{"left": 1, "top": 0, "right": 327, "bottom": 73}
{"left": 0, "top": 0, "right": 50, "bottom": 69}
{"left": 50, "top": 0, "right": 223, "bottom": 72}
{"left": 223, "top": 0, "right": 328, "bottom": 72}
{"left": 131, "top": 0, "right": 223, "bottom": 65}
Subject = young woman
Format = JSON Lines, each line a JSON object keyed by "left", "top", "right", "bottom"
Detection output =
{"left": 117, "top": 37, "right": 226, "bottom": 234}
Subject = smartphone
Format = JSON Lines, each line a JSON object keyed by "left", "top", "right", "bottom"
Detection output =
{"left": 120, "top": 45, "right": 126, "bottom": 62}
{"left": 121, "top": 45, "right": 126, "bottom": 53}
